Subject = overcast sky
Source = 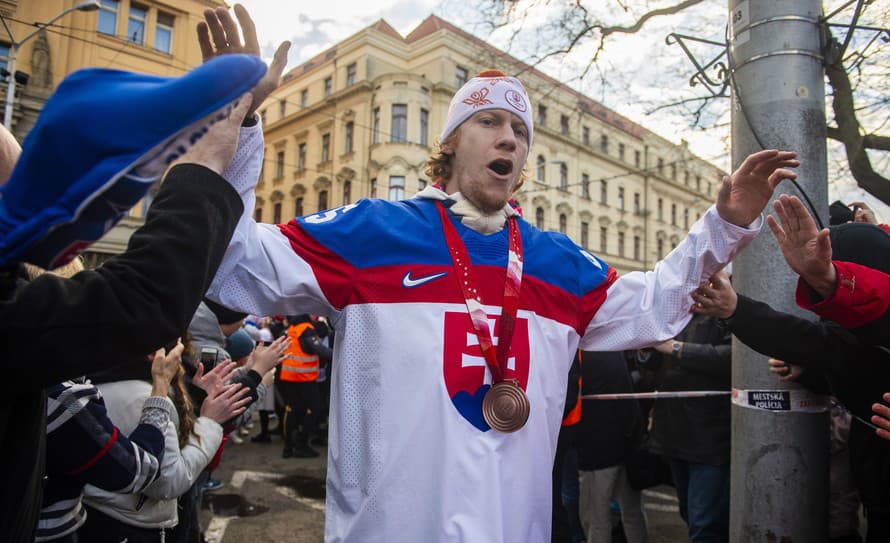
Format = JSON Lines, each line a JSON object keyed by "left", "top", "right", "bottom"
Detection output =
{"left": 237, "top": 0, "right": 888, "bottom": 220}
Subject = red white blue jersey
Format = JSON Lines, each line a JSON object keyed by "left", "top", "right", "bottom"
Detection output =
{"left": 209, "top": 126, "right": 760, "bottom": 542}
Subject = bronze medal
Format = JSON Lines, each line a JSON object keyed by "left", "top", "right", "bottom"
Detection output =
{"left": 482, "top": 380, "right": 530, "bottom": 433}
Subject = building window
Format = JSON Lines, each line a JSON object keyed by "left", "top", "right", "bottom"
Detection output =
{"left": 154, "top": 11, "right": 174, "bottom": 53}
{"left": 600, "top": 134, "right": 609, "bottom": 153}
{"left": 318, "top": 190, "right": 328, "bottom": 212}
{"left": 618, "top": 143, "right": 625, "bottom": 161}
{"left": 536, "top": 155, "right": 546, "bottom": 183}
{"left": 344, "top": 122, "right": 354, "bottom": 154}
{"left": 254, "top": 207, "right": 263, "bottom": 222}
{"left": 279, "top": 99, "right": 286, "bottom": 118}
{"left": 537, "top": 105, "right": 547, "bottom": 126}
{"left": 273, "top": 202, "right": 282, "bottom": 224}
{"left": 657, "top": 238, "right": 664, "bottom": 260}
{"left": 684, "top": 208, "right": 690, "bottom": 230}
{"left": 684, "top": 170, "right": 690, "bottom": 186}
{"left": 0, "top": 44, "right": 9, "bottom": 73}
{"left": 634, "top": 192, "right": 640, "bottom": 214}
{"left": 581, "top": 174, "right": 590, "bottom": 199}
{"left": 372, "top": 107, "right": 380, "bottom": 144}
{"left": 276, "top": 151, "right": 284, "bottom": 178}
{"left": 388, "top": 176, "right": 405, "bottom": 201}
{"left": 582, "top": 126, "right": 590, "bottom": 145}
{"left": 559, "top": 163, "right": 568, "bottom": 191}
{"left": 370, "top": 178, "right": 377, "bottom": 198}
{"left": 391, "top": 104, "right": 407, "bottom": 143}
{"left": 127, "top": 3, "right": 147, "bottom": 44}
{"left": 696, "top": 175, "right": 702, "bottom": 192}
{"left": 297, "top": 143, "right": 306, "bottom": 172}
{"left": 671, "top": 163, "right": 677, "bottom": 180}
{"left": 420, "top": 109, "right": 429, "bottom": 146}
{"left": 418, "top": 179, "right": 427, "bottom": 191}
{"left": 321, "top": 133, "right": 330, "bottom": 162}
{"left": 618, "top": 232, "right": 625, "bottom": 256}
{"left": 536, "top": 207, "right": 545, "bottom": 229}
{"left": 560, "top": 115, "right": 569, "bottom": 135}
{"left": 346, "top": 63, "right": 356, "bottom": 86}
{"left": 657, "top": 158, "right": 664, "bottom": 175}
{"left": 456, "top": 66, "right": 468, "bottom": 87}
{"left": 559, "top": 214, "right": 567, "bottom": 234}
{"left": 300, "top": 89, "right": 308, "bottom": 108}
{"left": 343, "top": 181, "right": 352, "bottom": 205}
{"left": 671, "top": 203, "right": 677, "bottom": 226}
{"left": 617, "top": 187, "right": 624, "bottom": 210}
{"left": 634, "top": 235, "right": 641, "bottom": 260}
{"left": 294, "top": 196, "right": 303, "bottom": 217}
{"left": 98, "top": 0, "right": 118, "bottom": 35}
{"left": 600, "top": 180, "right": 607, "bottom": 205}
{"left": 634, "top": 150, "right": 641, "bottom": 168}
{"left": 600, "top": 227, "right": 607, "bottom": 253}
{"left": 324, "top": 77, "right": 332, "bottom": 97}
{"left": 580, "top": 222, "right": 589, "bottom": 248}
{"left": 657, "top": 198, "right": 663, "bottom": 221}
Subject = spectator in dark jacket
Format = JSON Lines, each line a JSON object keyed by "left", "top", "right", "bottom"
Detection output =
{"left": 646, "top": 313, "right": 732, "bottom": 543}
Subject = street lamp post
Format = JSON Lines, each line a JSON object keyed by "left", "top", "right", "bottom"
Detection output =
{"left": 0, "top": 1, "right": 100, "bottom": 130}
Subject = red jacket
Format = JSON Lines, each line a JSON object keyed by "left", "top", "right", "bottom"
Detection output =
{"left": 797, "top": 261, "right": 890, "bottom": 329}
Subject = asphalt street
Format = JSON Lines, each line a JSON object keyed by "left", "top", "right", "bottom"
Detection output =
{"left": 203, "top": 417, "right": 690, "bottom": 542}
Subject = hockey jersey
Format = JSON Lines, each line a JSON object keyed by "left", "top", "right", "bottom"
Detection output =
{"left": 208, "top": 125, "right": 760, "bottom": 542}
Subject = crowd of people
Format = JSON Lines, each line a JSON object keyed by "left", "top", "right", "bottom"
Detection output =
{"left": 2, "top": 3, "right": 890, "bottom": 543}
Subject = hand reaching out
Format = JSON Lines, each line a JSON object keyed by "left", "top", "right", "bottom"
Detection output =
{"left": 766, "top": 194, "right": 836, "bottom": 298}
{"left": 691, "top": 270, "right": 737, "bottom": 319}
{"left": 250, "top": 335, "right": 291, "bottom": 375}
{"left": 767, "top": 358, "right": 801, "bottom": 382}
{"left": 197, "top": 4, "right": 290, "bottom": 120}
{"left": 201, "top": 383, "right": 251, "bottom": 424}
{"left": 716, "top": 150, "right": 799, "bottom": 227}
{"left": 193, "top": 358, "right": 238, "bottom": 395}
{"left": 150, "top": 340, "right": 184, "bottom": 397}
{"left": 871, "top": 392, "right": 890, "bottom": 442}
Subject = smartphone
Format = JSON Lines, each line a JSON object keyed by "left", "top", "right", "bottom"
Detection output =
{"left": 200, "top": 347, "right": 219, "bottom": 371}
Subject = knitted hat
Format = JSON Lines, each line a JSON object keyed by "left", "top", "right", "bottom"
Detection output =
{"left": 439, "top": 69, "right": 533, "bottom": 152}
{"left": 829, "top": 200, "right": 854, "bottom": 226}
{"left": 0, "top": 54, "right": 267, "bottom": 269}
{"left": 225, "top": 328, "right": 256, "bottom": 361}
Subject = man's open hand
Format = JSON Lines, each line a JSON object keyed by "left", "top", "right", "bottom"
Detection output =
{"left": 716, "top": 150, "right": 799, "bottom": 227}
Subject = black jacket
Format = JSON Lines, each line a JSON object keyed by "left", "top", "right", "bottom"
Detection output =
{"left": 647, "top": 314, "right": 732, "bottom": 465}
{"left": 0, "top": 164, "right": 243, "bottom": 542}
{"left": 727, "top": 294, "right": 890, "bottom": 514}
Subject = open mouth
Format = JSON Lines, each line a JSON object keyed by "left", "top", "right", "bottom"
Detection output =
{"left": 488, "top": 159, "right": 513, "bottom": 177}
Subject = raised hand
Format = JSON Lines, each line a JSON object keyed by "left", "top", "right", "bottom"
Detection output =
{"left": 767, "top": 358, "right": 801, "bottom": 382}
{"left": 871, "top": 392, "right": 890, "bottom": 441}
{"left": 192, "top": 358, "right": 238, "bottom": 395}
{"left": 150, "top": 340, "right": 185, "bottom": 397}
{"left": 201, "top": 383, "right": 252, "bottom": 424}
{"left": 766, "top": 194, "right": 836, "bottom": 298}
{"left": 691, "top": 270, "right": 737, "bottom": 319}
{"left": 173, "top": 92, "right": 252, "bottom": 174}
{"left": 716, "top": 150, "right": 799, "bottom": 227}
{"left": 197, "top": 4, "right": 290, "bottom": 119}
{"left": 250, "top": 335, "right": 291, "bottom": 375}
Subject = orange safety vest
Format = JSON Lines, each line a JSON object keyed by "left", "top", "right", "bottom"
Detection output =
{"left": 280, "top": 322, "right": 320, "bottom": 382}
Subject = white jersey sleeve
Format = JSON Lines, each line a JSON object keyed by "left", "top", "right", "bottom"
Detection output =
{"left": 580, "top": 205, "right": 761, "bottom": 351}
{"left": 205, "top": 124, "right": 336, "bottom": 318}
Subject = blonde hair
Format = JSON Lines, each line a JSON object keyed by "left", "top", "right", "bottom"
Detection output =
{"left": 423, "top": 129, "right": 528, "bottom": 193}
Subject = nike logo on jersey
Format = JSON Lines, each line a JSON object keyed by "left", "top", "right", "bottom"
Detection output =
{"left": 402, "top": 271, "right": 448, "bottom": 288}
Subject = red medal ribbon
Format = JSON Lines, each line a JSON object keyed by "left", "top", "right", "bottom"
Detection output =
{"left": 436, "top": 202, "right": 523, "bottom": 385}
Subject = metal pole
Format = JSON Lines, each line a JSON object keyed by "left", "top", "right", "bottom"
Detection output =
{"left": 3, "top": 43, "right": 17, "bottom": 128}
{"left": 728, "top": 1, "right": 829, "bottom": 541}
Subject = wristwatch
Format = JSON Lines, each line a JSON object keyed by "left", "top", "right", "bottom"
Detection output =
{"left": 671, "top": 341, "right": 682, "bottom": 357}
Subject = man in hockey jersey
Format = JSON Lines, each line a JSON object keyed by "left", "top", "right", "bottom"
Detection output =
{"left": 204, "top": 15, "right": 797, "bottom": 538}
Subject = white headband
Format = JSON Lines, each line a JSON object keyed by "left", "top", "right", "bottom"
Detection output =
{"left": 439, "top": 71, "right": 534, "bottom": 152}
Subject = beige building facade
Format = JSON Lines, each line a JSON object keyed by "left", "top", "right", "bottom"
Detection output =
{"left": 258, "top": 16, "right": 724, "bottom": 274}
